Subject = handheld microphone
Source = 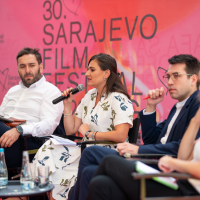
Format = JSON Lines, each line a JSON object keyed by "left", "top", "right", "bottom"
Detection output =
{"left": 52, "top": 84, "right": 85, "bottom": 104}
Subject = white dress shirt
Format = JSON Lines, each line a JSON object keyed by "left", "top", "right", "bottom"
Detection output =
{"left": 0, "top": 76, "right": 64, "bottom": 136}
{"left": 143, "top": 97, "right": 189, "bottom": 144}
{"left": 160, "top": 97, "right": 188, "bottom": 144}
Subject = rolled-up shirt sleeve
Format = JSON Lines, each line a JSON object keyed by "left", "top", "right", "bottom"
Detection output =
{"left": 111, "top": 93, "right": 134, "bottom": 128}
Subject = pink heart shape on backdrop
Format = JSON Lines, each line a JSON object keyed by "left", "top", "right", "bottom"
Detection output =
{"left": 157, "top": 67, "right": 168, "bottom": 95}
{"left": 0, "top": 68, "right": 9, "bottom": 91}
{"left": 63, "top": 0, "right": 82, "bottom": 15}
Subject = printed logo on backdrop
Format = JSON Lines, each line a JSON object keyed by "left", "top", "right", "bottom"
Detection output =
{"left": 157, "top": 67, "right": 168, "bottom": 95}
{"left": 0, "top": 68, "right": 21, "bottom": 92}
{"left": 0, "top": 68, "right": 9, "bottom": 92}
{"left": 41, "top": 0, "right": 158, "bottom": 113}
{"left": 42, "top": 0, "right": 158, "bottom": 77}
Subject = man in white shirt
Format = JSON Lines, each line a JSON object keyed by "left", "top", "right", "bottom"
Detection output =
{"left": 0, "top": 47, "right": 64, "bottom": 168}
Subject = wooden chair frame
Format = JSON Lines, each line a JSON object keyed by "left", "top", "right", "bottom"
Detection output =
{"left": 133, "top": 172, "right": 199, "bottom": 200}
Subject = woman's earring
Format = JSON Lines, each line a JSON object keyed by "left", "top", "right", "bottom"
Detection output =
{"left": 104, "top": 78, "right": 106, "bottom": 81}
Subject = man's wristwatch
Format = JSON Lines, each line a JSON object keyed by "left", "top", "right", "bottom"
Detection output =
{"left": 16, "top": 125, "right": 23, "bottom": 136}
{"left": 85, "top": 130, "right": 91, "bottom": 139}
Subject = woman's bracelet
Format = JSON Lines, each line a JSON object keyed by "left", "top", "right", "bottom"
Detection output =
{"left": 90, "top": 131, "right": 98, "bottom": 140}
{"left": 94, "top": 131, "right": 98, "bottom": 140}
{"left": 63, "top": 111, "right": 72, "bottom": 117}
{"left": 92, "top": 131, "right": 95, "bottom": 140}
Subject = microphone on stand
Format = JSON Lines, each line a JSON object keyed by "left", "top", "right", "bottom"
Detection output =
{"left": 52, "top": 84, "right": 85, "bottom": 104}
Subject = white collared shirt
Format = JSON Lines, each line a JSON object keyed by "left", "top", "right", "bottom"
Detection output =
{"left": 143, "top": 97, "right": 189, "bottom": 144}
{"left": 0, "top": 76, "right": 64, "bottom": 136}
{"left": 160, "top": 97, "right": 189, "bottom": 144}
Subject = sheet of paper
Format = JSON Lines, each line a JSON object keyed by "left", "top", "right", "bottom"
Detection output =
{"left": 135, "top": 161, "right": 178, "bottom": 190}
{"left": 50, "top": 135, "right": 76, "bottom": 146}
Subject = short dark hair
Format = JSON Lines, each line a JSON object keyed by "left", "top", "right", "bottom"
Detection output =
{"left": 88, "top": 53, "right": 130, "bottom": 99}
{"left": 16, "top": 47, "right": 42, "bottom": 64}
{"left": 168, "top": 54, "right": 200, "bottom": 88}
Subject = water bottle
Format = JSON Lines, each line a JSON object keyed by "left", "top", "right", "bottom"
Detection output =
{"left": 0, "top": 148, "right": 8, "bottom": 189}
{"left": 20, "top": 151, "right": 33, "bottom": 191}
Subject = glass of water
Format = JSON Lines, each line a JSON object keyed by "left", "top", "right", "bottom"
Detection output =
{"left": 29, "top": 163, "right": 37, "bottom": 189}
{"left": 37, "top": 166, "right": 49, "bottom": 189}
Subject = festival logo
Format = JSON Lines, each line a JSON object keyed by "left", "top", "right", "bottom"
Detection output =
{"left": 0, "top": 68, "right": 9, "bottom": 91}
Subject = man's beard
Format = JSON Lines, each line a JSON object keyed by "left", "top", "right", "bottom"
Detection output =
{"left": 19, "top": 68, "right": 42, "bottom": 88}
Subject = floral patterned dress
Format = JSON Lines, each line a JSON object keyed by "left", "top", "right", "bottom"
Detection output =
{"left": 33, "top": 88, "right": 134, "bottom": 200}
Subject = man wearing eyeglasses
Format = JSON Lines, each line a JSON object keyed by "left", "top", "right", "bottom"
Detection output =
{"left": 106, "top": 54, "right": 200, "bottom": 157}
{"left": 68, "top": 54, "right": 200, "bottom": 200}
{"left": 130, "top": 54, "right": 200, "bottom": 156}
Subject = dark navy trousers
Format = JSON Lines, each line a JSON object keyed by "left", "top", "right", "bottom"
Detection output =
{"left": 69, "top": 146, "right": 199, "bottom": 200}
{"left": 68, "top": 146, "right": 119, "bottom": 200}
{"left": 0, "top": 121, "right": 22, "bottom": 168}
{"left": 85, "top": 155, "right": 198, "bottom": 200}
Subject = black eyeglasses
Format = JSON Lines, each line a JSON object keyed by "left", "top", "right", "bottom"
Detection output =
{"left": 163, "top": 72, "right": 193, "bottom": 83}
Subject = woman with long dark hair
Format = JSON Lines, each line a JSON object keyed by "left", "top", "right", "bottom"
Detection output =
{"left": 33, "top": 53, "right": 134, "bottom": 200}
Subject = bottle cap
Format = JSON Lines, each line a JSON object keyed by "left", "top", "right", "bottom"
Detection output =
{"left": 0, "top": 148, "right": 4, "bottom": 152}
{"left": 22, "top": 151, "right": 29, "bottom": 155}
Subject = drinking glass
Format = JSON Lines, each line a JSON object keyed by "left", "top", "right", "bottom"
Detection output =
{"left": 37, "top": 166, "right": 49, "bottom": 189}
{"left": 29, "top": 163, "right": 37, "bottom": 189}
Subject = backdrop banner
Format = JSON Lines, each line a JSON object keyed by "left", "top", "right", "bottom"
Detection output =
{"left": 1, "top": 0, "right": 200, "bottom": 123}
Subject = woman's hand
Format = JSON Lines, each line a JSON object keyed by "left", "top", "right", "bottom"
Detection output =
{"left": 158, "top": 155, "right": 174, "bottom": 173}
{"left": 78, "top": 123, "right": 90, "bottom": 136}
{"left": 62, "top": 88, "right": 73, "bottom": 105}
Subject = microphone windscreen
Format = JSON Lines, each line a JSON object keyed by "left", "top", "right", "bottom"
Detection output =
{"left": 77, "top": 84, "right": 85, "bottom": 91}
